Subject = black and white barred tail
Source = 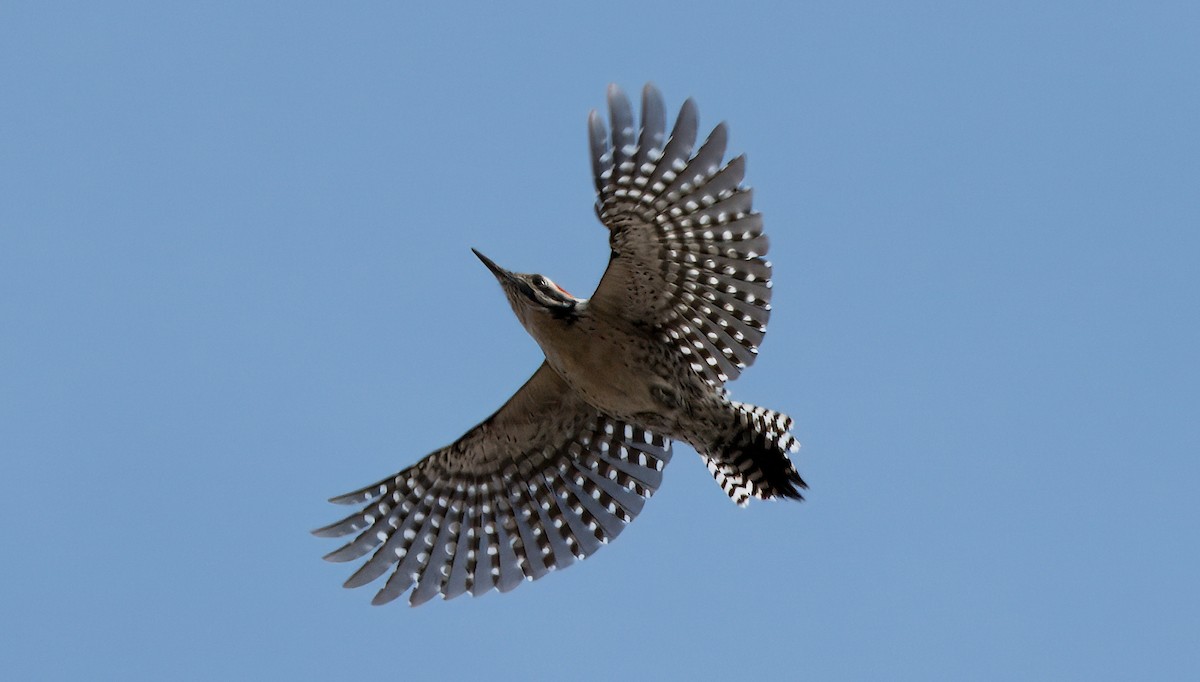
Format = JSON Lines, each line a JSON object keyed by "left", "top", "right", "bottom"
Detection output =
{"left": 701, "top": 403, "right": 805, "bottom": 506}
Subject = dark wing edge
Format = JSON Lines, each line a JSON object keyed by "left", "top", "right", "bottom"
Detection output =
{"left": 312, "top": 363, "right": 673, "bottom": 607}
{"left": 587, "top": 83, "right": 772, "bottom": 387}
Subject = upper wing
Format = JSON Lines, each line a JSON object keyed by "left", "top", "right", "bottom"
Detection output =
{"left": 586, "top": 84, "right": 773, "bottom": 387}
{"left": 312, "top": 362, "right": 673, "bottom": 607}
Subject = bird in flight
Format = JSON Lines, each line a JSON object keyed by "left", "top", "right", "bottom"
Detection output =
{"left": 314, "top": 83, "right": 805, "bottom": 607}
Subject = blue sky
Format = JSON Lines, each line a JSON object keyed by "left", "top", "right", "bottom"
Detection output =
{"left": 2, "top": 1, "right": 1197, "bottom": 679}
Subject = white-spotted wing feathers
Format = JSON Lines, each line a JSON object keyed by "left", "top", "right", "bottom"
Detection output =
{"left": 313, "top": 363, "right": 672, "bottom": 606}
{"left": 588, "top": 84, "right": 773, "bottom": 387}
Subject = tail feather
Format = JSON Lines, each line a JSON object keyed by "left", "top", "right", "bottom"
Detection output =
{"left": 703, "top": 403, "right": 805, "bottom": 506}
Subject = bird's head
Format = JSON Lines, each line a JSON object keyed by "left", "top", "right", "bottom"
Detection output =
{"left": 472, "top": 249, "right": 582, "bottom": 326}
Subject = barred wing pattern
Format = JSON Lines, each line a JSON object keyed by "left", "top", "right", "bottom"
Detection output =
{"left": 587, "top": 84, "right": 773, "bottom": 387}
{"left": 313, "top": 363, "right": 672, "bottom": 606}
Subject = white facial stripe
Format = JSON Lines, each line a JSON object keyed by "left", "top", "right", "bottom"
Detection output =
{"left": 530, "top": 276, "right": 574, "bottom": 307}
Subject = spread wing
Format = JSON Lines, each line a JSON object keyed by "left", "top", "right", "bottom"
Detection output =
{"left": 313, "top": 362, "right": 673, "bottom": 607}
{"left": 586, "top": 84, "right": 772, "bottom": 387}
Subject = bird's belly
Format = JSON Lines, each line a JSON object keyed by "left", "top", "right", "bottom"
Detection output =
{"left": 542, "top": 337, "right": 675, "bottom": 421}
{"left": 550, "top": 350, "right": 653, "bottom": 414}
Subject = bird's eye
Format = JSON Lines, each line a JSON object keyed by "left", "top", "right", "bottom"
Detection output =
{"left": 533, "top": 276, "right": 546, "bottom": 287}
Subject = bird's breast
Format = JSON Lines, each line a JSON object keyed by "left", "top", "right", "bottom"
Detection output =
{"left": 537, "top": 321, "right": 672, "bottom": 419}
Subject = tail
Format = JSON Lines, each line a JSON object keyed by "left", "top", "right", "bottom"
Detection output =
{"left": 701, "top": 403, "right": 806, "bottom": 506}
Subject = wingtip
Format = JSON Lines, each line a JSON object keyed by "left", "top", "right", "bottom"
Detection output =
{"left": 343, "top": 568, "right": 380, "bottom": 590}
{"left": 607, "top": 84, "right": 632, "bottom": 112}
{"left": 327, "top": 483, "right": 385, "bottom": 505}
{"left": 311, "top": 524, "right": 341, "bottom": 538}
{"left": 371, "top": 589, "right": 401, "bottom": 606}
{"left": 408, "top": 590, "right": 438, "bottom": 608}
{"left": 322, "top": 547, "right": 353, "bottom": 563}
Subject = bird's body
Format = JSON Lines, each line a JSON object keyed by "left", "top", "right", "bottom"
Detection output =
{"left": 520, "top": 298, "right": 693, "bottom": 426}
{"left": 519, "top": 300, "right": 748, "bottom": 461}
{"left": 315, "top": 84, "right": 805, "bottom": 607}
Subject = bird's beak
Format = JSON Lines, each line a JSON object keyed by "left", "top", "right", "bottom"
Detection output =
{"left": 472, "top": 248, "right": 515, "bottom": 284}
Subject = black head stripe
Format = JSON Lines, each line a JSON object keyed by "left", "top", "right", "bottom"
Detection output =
{"left": 550, "top": 299, "right": 579, "bottom": 322}
{"left": 514, "top": 279, "right": 537, "bottom": 301}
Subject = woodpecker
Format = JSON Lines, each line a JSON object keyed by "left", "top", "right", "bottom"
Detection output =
{"left": 314, "top": 83, "right": 805, "bottom": 607}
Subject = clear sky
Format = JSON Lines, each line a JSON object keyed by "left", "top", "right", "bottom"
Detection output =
{"left": 2, "top": 2, "right": 1197, "bottom": 679}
